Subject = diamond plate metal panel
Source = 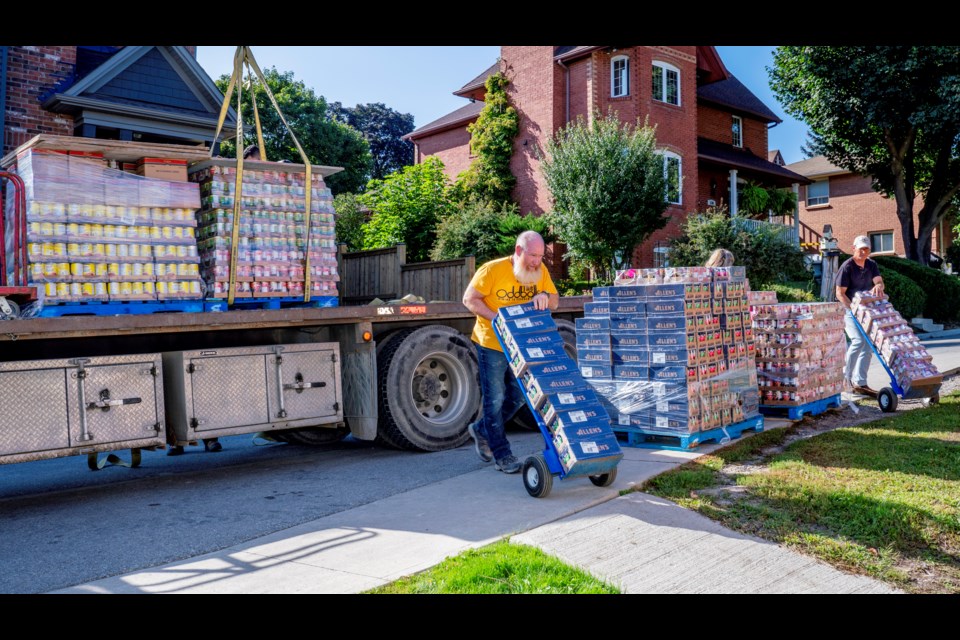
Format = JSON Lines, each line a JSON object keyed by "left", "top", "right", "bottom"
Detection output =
{"left": 66, "top": 360, "right": 163, "bottom": 446}
{"left": 0, "top": 368, "right": 70, "bottom": 456}
{"left": 266, "top": 346, "right": 341, "bottom": 423}
{"left": 189, "top": 354, "right": 269, "bottom": 432}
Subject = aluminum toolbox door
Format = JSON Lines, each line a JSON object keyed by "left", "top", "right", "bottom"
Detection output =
{"left": 266, "top": 345, "right": 342, "bottom": 425}
{"left": 187, "top": 353, "right": 269, "bottom": 433}
{"left": 0, "top": 364, "right": 69, "bottom": 457}
{"left": 65, "top": 357, "right": 164, "bottom": 447}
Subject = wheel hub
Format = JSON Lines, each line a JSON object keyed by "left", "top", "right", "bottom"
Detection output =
{"left": 412, "top": 359, "right": 452, "bottom": 418}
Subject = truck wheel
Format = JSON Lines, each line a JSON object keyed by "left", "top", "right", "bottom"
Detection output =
{"left": 555, "top": 318, "right": 577, "bottom": 362}
{"left": 277, "top": 426, "right": 350, "bottom": 446}
{"left": 508, "top": 404, "right": 540, "bottom": 431}
{"left": 377, "top": 325, "right": 480, "bottom": 451}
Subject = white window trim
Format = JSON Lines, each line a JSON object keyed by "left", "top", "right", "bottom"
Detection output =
{"left": 661, "top": 150, "right": 682, "bottom": 205}
{"left": 807, "top": 179, "right": 829, "bottom": 206}
{"left": 652, "top": 61, "right": 681, "bottom": 106}
{"left": 732, "top": 115, "right": 743, "bottom": 148}
{"left": 869, "top": 231, "right": 895, "bottom": 254}
{"left": 611, "top": 55, "right": 629, "bottom": 97}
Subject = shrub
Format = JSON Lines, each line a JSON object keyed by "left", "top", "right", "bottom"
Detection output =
{"left": 877, "top": 267, "right": 926, "bottom": 320}
{"left": 430, "top": 200, "right": 555, "bottom": 265}
{"left": 874, "top": 255, "right": 960, "bottom": 321}
{"left": 669, "top": 209, "right": 809, "bottom": 287}
{"left": 760, "top": 281, "right": 818, "bottom": 303}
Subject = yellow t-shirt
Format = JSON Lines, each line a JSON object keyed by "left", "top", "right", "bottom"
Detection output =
{"left": 468, "top": 255, "right": 558, "bottom": 351}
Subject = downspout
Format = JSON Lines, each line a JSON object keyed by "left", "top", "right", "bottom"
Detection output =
{"left": 556, "top": 58, "right": 569, "bottom": 125}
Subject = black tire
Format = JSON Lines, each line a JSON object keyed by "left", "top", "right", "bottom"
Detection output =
{"left": 508, "top": 403, "right": 540, "bottom": 431}
{"left": 376, "top": 325, "right": 480, "bottom": 451}
{"left": 522, "top": 453, "right": 553, "bottom": 498}
{"left": 371, "top": 330, "right": 410, "bottom": 450}
{"left": 878, "top": 387, "right": 898, "bottom": 413}
{"left": 928, "top": 393, "right": 940, "bottom": 406}
{"left": 555, "top": 318, "right": 577, "bottom": 362}
{"left": 589, "top": 467, "right": 618, "bottom": 487}
{"left": 277, "top": 425, "right": 350, "bottom": 446}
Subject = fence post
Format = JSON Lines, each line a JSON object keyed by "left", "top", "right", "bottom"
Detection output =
{"left": 337, "top": 243, "right": 348, "bottom": 303}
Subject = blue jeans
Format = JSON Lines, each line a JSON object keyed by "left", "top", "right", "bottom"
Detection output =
{"left": 473, "top": 343, "right": 526, "bottom": 461}
{"left": 844, "top": 311, "right": 872, "bottom": 386}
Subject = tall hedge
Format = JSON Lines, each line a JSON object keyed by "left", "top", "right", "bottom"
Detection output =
{"left": 876, "top": 267, "right": 926, "bottom": 320}
{"left": 874, "top": 256, "right": 959, "bottom": 321}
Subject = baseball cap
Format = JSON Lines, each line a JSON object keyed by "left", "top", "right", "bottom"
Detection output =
{"left": 853, "top": 235, "right": 870, "bottom": 250}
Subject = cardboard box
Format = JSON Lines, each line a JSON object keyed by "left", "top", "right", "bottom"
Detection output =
{"left": 136, "top": 157, "right": 189, "bottom": 182}
{"left": 612, "top": 350, "right": 648, "bottom": 366}
{"left": 611, "top": 330, "right": 646, "bottom": 349}
{"left": 577, "top": 347, "right": 613, "bottom": 365}
{"left": 576, "top": 317, "right": 610, "bottom": 332}
{"left": 611, "top": 317, "right": 646, "bottom": 331}
{"left": 575, "top": 330, "right": 611, "bottom": 349}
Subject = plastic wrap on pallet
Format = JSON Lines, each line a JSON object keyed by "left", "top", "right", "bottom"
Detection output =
{"left": 850, "top": 292, "right": 942, "bottom": 393}
{"left": 188, "top": 161, "right": 339, "bottom": 303}
{"left": 750, "top": 301, "right": 846, "bottom": 406}
{"left": 576, "top": 268, "right": 760, "bottom": 439}
{"left": 11, "top": 149, "right": 203, "bottom": 304}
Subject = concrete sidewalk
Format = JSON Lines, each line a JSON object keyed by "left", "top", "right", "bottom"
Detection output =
{"left": 58, "top": 335, "right": 957, "bottom": 594}
{"left": 56, "top": 423, "right": 897, "bottom": 594}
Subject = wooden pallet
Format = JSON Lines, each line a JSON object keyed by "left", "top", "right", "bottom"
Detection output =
{"left": 613, "top": 415, "right": 765, "bottom": 451}
{"left": 759, "top": 394, "right": 842, "bottom": 420}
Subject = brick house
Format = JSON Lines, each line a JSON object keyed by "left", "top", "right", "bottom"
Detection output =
{"left": 788, "top": 155, "right": 955, "bottom": 260}
{"left": 406, "top": 46, "right": 810, "bottom": 271}
{"left": 1, "top": 46, "right": 235, "bottom": 156}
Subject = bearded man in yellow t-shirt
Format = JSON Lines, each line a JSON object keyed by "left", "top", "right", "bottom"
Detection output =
{"left": 462, "top": 230, "right": 559, "bottom": 474}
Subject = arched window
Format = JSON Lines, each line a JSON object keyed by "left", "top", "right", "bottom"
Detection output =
{"left": 611, "top": 55, "right": 629, "bottom": 97}
{"left": 652, "top": 61, "right": 680, "bottom": 106}
{"left": 661, "top": 151, "right": 682, "bottom": 205}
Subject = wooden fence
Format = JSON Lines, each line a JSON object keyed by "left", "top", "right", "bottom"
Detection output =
{"left": 337, "top": 244, "right": 476, "bottom": 305}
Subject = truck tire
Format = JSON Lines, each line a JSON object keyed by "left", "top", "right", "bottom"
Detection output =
{"left": 277, "top": 425, "right": 350, "bottom": 446}
{"left": 555, "top": 318, "right": 577, "bottom": 362}
{"left": 376, "top": 325, "right": 480, "bottom": 451}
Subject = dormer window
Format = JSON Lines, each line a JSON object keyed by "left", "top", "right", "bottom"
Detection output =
{"left": 611, "top": 56, "right": 629, "bottom": 97}
{"left": 652, "top": 61, "right": 680, "bottom": 106}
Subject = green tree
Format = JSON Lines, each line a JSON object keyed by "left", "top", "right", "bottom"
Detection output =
{"left": 451, "top": 71, "right": 519, "bottom": 205}
{"left": 333, "top": 193, "right": 367, "bottom": 252}
{"left": 668, "top": 208, "right": 809, "bottom": 288}
{"left": 769, "top": 46, "right": 960, "bottom": 265}
{"left": 540, "top": 112, "right": 669, "bottom": 277}
{"left": 330, "top": 102, "right": 415, "bottom": 180}
{"left": 214, "top": 68, "right": 372, "bottom": 194}
{"left": 359, "top": 157, "right": 453, "bottom": 262}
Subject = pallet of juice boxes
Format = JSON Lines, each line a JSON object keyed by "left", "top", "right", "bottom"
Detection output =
{"left": 8, "top": 148, "right": 203, "bottom": 306}
{"left": 186, "top": 159, "right": 339, "bottom": 306}
{"left": 747, "top": 290, "right": 846, "bottom": 413}
{"left": 493, "top": 301, "right": 623, "bottom": 477}
{"left": 849, "top": 291, "right": 942, "bottom": 397}
{"left": 575, "top": 266, "right": 762, "bottom": 448}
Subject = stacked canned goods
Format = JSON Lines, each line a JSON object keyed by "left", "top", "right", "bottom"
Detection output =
{"left": 188, "top": 160, "right": 339, "bottom": 302}
{"left": 15, "top": 149, "right": 203, "bottom": 304}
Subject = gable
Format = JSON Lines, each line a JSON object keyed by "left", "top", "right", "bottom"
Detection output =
{"left": 89, "top": 48, "right": 209, "bottom": 115}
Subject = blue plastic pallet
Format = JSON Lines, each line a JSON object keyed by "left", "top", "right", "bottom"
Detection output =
{"left": 613, "top": 415, "right": 765, "bottom": 451}
{"left": 39, "top": 300, "right": 204, "bottom": 317}
{"left": 759, "top": 394, "right": 842, "bottom": 421}
{"left": 204, "top": 296, "right": 339, "bottom": 311}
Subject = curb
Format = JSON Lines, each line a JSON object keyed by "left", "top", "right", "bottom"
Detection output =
{"left": 917, "top": 328, "right": 960, "bottom": 341}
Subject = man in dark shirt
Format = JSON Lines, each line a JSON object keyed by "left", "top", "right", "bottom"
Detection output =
{"left": 835, "top": 235, "right": 885, "bottom": 396}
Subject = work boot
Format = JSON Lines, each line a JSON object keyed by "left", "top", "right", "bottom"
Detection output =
{"left": 495, "top": 454, "right": 521, "bottom": 474}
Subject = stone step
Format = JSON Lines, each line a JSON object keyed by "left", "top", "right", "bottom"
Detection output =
{"left": 911, "top": 317, "right": 943, "bottom": 333}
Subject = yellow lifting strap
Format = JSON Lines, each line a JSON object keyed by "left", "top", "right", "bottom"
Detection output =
{"left": 210, "top": 46, "right": 315, "bottom": 305}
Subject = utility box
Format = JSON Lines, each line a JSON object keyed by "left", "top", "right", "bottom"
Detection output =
{"left": 162, "top": 343, "right": 343, "bottom": 445}
{"left": 0, "top": 354, "right": 165, "bottom": 465}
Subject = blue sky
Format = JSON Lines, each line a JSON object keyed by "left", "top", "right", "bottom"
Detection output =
{"left": 196, "top": 46, "right": 810, "bottom": 166}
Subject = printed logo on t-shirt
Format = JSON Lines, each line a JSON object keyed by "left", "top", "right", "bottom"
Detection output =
{"left": 496, "top": 285, "right": 539, "bottom": 300}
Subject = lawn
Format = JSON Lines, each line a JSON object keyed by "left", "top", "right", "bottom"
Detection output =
{"left": 642, "top": 393, "right": 960, "bottom": 593}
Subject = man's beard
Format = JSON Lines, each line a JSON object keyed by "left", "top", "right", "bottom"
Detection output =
{"left": 513, "top": 257, "right": 540, "bottom": 285}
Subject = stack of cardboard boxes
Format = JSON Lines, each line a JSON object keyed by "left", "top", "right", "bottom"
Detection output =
{"left": 750, "top": 300, "right": 846, "bottom": 406}
{"left": 850, "top": 292, "right": 941, "bottom": 394}
{"left": 578, "top": 267, "right": 760, "bottom": 437}
{"left": 187, "top": 161, "right": 339, "bottom": 303}
{"left": 495, "top": 302, "right": 622, "bottom": 475}
{"left": 12, "top": 148, "right": 202, "bottom": 304}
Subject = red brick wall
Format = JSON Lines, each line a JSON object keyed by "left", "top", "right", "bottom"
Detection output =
{"left": 799, "top": 173, "right": 924, "bottom": 256}
{"left": 567, "top": 58, "right": 590, "bottom": 123}
{"left": 4, "top": 46, "right": 76, "bottom": 154}
{"left": 698, "top": 103, "right": 768, "bottom": 152}
{"left": 413, "top": 124, "right": 475, "bottom": 183}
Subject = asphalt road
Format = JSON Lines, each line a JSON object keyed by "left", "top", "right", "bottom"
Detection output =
{"left": 0, "top": 430, "right": 535, "bottom": 594}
